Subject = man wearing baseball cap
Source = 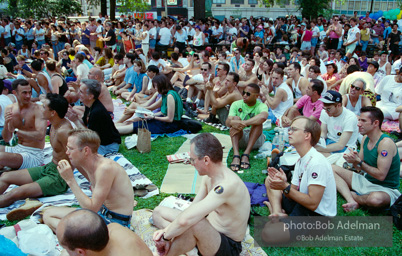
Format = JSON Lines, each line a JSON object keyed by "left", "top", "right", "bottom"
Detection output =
{"left": 315, "top": 90, "right": 359, "bottom": 156}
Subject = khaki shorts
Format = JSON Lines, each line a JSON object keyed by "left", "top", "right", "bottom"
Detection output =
{"left": 352, "top": 172, "right": 401, "bottom": 206}
{"left": 238, "top": 128, "right": 265, "bottom": 150}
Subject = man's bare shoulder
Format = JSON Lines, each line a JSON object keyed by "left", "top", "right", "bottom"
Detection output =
{"left": 108, "top": 223, "right": 153, "bottom": 256}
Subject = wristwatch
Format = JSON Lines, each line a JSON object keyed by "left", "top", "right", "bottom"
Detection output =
{"left": 357, "top": 160, "right": 364, "bottom": 168}
{"left": 283, "top": 184, "right": 291, "bottom": 195}
{"left": 14, "top": 128, "right": 19, "bottom": 134}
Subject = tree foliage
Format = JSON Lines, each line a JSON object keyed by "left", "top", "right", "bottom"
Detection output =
{"left": 87, "top": 0, "right": 150, "bottom": 20}
{"left": 2, "top": 0, "right": 82, "bottom": 18}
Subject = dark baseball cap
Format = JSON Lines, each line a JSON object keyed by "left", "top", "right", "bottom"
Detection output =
{"left": 319, "top": 90, "right": 342, "bottom": 104}
{"left": 367, "top": 61, "right": 379, "bottom": 70}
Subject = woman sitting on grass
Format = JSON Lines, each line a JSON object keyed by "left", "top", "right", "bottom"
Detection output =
{"left": 117, "top": 74, "right": 183, "bottom": 135}
{"left": 94, "top": 47, "right": 114, "bottom": 70}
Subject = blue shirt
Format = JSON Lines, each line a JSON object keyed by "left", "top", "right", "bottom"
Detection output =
{"left": 129, "top": 72, "right": 147, "bottom": 93}
{"left": 81, "top": 28, "right": 90, "bottom": 45}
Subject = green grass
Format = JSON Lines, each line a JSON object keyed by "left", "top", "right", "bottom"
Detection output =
{"left": 2, "top": 123, "right": 401, "bottom": 254}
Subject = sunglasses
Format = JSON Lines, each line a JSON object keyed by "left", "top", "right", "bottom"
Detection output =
{"left": 201, "top": 68, "right": 208, "bottom": 71}
{"left": 242, "top": 91, "right": 254, "bottom": 96}
{"left": 216, "top": 68, "right": 222, "bottom": 71}
{"left": 235, "top": 52, "right": 240, "bottom": 55}
{"left": 350, "top": 84, "right": 362, "bottom": 91}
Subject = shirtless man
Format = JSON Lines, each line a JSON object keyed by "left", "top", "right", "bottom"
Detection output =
{"left": 0, "top": 79, "right": 47, "bottom": 170}
{"left": 57, "top": 209, "right": 152, "bottom": 256}
{"left": 237, "top": 59, "right": 258, "bottom": 92}
{"left": 1, "top": 94, "right": 72, "bottom": 216}
{"left": 43, "top": 129, "right": 134, "bottom": 230}
{"left": 286, "top": 62, "right": 309, "bottom": 102}
{"left": 200, "top": 62, "right": 230, "bottom": 115}
{"left": 170, "top": 52, "right": 201, "bottom": 88}
{"left": 152, "top": 133, "right": 250, "bottom": 256}
{"left": 203, "top": 72, "right": 242, "bottom": 125}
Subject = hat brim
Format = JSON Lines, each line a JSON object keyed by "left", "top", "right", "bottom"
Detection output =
{"left": 319, "top": 98, "right": 336, "bottom": 104}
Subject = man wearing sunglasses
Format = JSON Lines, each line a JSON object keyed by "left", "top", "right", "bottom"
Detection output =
{"left": 342, "top": 78, "right": 371, "bottom": 116}
{"left": 226, "top": 83, "right": 268, "bottom": 171}
{"left": 315, "top": 90, "right": 358, "bottom": 156}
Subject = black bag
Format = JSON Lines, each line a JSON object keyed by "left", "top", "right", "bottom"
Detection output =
{"left": 179, "top": 118, "right": 202, "bottom": 133}
{"left": 268, "top": 152, "right": 295, "bottom": 182}
{"left": 390, "top": 195, "right": 402, "bottom": 230}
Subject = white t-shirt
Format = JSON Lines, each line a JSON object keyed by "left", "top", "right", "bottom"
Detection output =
{"left": 375, "top": 75, "right": 402, "bottom": 120}
{"left": 391, "top": 58, "right": 401, "bottom": 75}
{"left": 312, "top": 26, "right": 320, "bottom": 37}
{"left": 34, "top": 28, "right": 45, "bottom": 41}
{"left": 4, "top": 24, "right": 11, "bottom": 38}
{"left": 148, "top": 27, "right": 157, "bottom": 40}
{"left": 159, "top": 27, "right": 171, "bottom": 45}
{"left": 347, "top": 25, "right": 360, "bottom": 44}
{"left": 291, "top": 147, "right": 337, "bottom": 216}
{"left": 320, "top": 107, "right": 358, "bottom": 148}
{"left": 77, "top": 63, "right": 89, "bottom": 79}
{"left": 148, "top": 59, "right": 166, "bottom": 72}
{"left": 272, "top": 82, "right": 293, "bottom": 120}
{"left": 96, "top": 25, "right": 104, "bottom": 38}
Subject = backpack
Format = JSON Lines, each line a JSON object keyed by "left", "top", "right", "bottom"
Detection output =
{"left": 268, "top": 151, "right": 295, "bottom": 182}
{"left": 390, "top": 195, "right": 402, "bottom": 230}
{"left": 179, "top": 118, "right": 202, "bottom": 133}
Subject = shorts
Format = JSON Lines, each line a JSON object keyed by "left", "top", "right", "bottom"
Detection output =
{"left": 215, "top": 233, "right": 242, "bottom": 256}
{"left": 281, "top": 194, "right": 322, "bottom": 216}
{"left": 352, "top": 173, "right": 401, "bottom": 206}
{"left": 300, "top": 41, "right": 312, "bottom": 51}
{"left": 311, "top": 37, "right": 318, "bottom": 47}
{"left": 5, "top": 144, "right": 44, "bottom": 169}
{"left": 238, "top": 128, "right": 265, "bottom": 150}
{"left": 98, "top": 204, "right": 131, "bottom": 228}
{"left": 346, "top": 42, "right": 357, "bottom": 54}
{"left": 216, "top": 106, "right": 230, "bottom": 126}
{"left": 90, "top": 40, "right": 97, "bottom": 48}
{"left": 28, "top": 162, "right": 68, "bottom": 196}
{"left": 149, "top": 39, "right": 156, "bottom": 49}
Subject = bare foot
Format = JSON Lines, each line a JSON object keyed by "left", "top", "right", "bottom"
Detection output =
{"left": 264, "top": 201, "right": 288, "bottom": 217}
{"left": 342, "top": 201, "right": 359, "bottom": 212}
{"left": 197, "top": 108, "right": 207, "bottom": 114}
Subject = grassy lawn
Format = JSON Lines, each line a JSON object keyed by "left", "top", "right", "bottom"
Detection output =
{"left": 1, "top": 123, "right": 401, "bottom": 254}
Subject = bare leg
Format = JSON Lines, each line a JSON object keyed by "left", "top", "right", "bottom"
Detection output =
{"left": 351, "top": 191, "right": 391, "bottom": 209}
{"left": 116, "top": 124, "right": 135, "bottom": 135}
{"left": 229, "top": 117, "right": 243, "bottom": 171}
{"left": 152, "top": 206, "right": 181, "bottom": 229}
{"left": 187, "top": 85, "right": 196, "bottom": 101}
{"left": 0, "top": 169, "right": 34, "bottom": 194}
{"left": 332, "top": 165, "right": 359, "bottom": 212}
{"left": 264, "top": 177, "right": 287, "bottom": 216}
{"left": 0, "top": 152, "right": 24, "bottom": 170}
{"left": 0, "top": 183, "right": 43, "bottom": 208}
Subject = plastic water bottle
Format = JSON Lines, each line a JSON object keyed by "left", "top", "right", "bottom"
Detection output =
{"left": 272, "top": 132, "right": 279, "bottom": 149}
{"left": 278, "top": 131, "right": 285, "bottom": 151}
{"left": 254, "top": 151, "right": 270, "bottom": 159}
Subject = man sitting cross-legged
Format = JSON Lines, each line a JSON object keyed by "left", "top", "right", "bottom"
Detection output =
{"left": 226, "top": 83, "right": 268, "bottom": 171}
{"left": 57, "top": 209, "right": 153, "bottom": 256}
{"left": 332, "top": 106, "right": 401, "bottom": 212}
{"left": 203, "top": 72, "right": 242, "bottom": 125}
{"left": 43, "top": 129, "right": 135, "bottom": 230}
{"left": 152, "top": 133, "right": 250, "bottom": 256}
{"left": 0, "top": 94, "right": 73, "bottom": 218}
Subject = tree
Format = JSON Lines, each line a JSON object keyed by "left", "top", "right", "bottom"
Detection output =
{"left": 194, "top": 0, "right": 206, "bottom": 20}
{"left": 87, "top": 0, "right": 150, "bottom": 20}
{"left": 1, "top": 0, "right": 82, "bottom": 18}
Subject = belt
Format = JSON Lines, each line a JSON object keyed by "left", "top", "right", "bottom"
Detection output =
{"left": 100, "top": 205, "right": 131, "bottom": 222}
{"left": 142, "top": 43, "right": 149, "bottom": 45}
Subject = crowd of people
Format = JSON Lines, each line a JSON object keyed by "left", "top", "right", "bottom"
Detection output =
{"left": 0, "top": 11, "right": 401, "bottom": 255}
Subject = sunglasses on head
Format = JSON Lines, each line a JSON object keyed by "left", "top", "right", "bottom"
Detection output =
{"left": 350, "top": 84, "right": 362, "bottom": 91}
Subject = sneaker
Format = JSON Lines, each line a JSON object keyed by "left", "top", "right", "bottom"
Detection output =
{"left": 6, "top": 198, "right": 43, "bottom": 221}
{"left": 203, "top": 116, "right": 220, "bottom": 124}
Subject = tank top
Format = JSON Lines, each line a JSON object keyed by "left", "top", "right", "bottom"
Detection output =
{"left": 51, "top": 73, "right": 68, "bottom": 96}
{"left": 377, "top": 61, "right": 389, "bottom": 77}
{"left": 303, "top": 30, "right": 313, "bottom": 41}
{"left": 124, "top": 39, "right": 133, "bottom": 52}
{"left": 346, "top": 94, "right": 362, "bottom": 115}
{"left": 20, "top": 48, "right": 29, "bottom": 58}
{"left": 193, "top": 32, "right": 203, "bottom": 47}
{"left": 37, "top": 71, "right": 53, "bottom": 94}
{"left": 363, "top": 134, "right": 400, "bottom": 189}
{"left": 161, "top": 90, "right": 183, "bottom": 121}
{"left": 272, "top": 82, "right": 294, "bottom": 119}
{"left": 292, "top": 76, "right": 303, "bottom": 99}
{"left": 142, "top": 31, "right": 149, "bottom": 44}
{"left": 329, "top": 28, "right": 340, "bottom": 39}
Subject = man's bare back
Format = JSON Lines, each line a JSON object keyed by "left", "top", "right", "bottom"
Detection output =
{"left": 50, "top": 120, "right": 73, "bottom": 164}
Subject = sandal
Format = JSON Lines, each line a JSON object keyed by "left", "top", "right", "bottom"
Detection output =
{"left": 240, "top": 154, "right": 251, "bottom": 170}
{"left": 230, "top": 155, "right": 241, "bottom": 172}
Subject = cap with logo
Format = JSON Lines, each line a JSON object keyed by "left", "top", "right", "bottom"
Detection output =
{"left": 319, "top": 90, "right": 342, "bottom": 104}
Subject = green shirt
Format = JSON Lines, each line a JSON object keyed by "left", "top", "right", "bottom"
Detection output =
{"left": 363, "top": 134, "right": 400, "bottom": 189}
{"left": 161, "top": 90, "right": 183, "bottom": 121}
{"left": 228, "top": 99, "right": 268, "bottom": 121}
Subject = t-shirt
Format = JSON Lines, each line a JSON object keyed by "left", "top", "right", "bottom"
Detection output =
{"left": 105, "top": 30, "right": 116, "bottom": 46}
{"left": 291, "top": 147, "right": 337, "bottom": 216}
{"left": 124, "top": 66, "right": 136, "bottom": 84}
{"left": 347, "top": 26, "right": 360, "bottom": 44}
{"left": 320, "top": 107, "right": 358, "bottom": 148}
{"left": 228, "top": 100, "right": 268, "bottom": 121}
{"left": 295, "top": 95, "right": 324, "bottom": 124}
{"left": 76, "top": 63, "right": 89, "bottom": 79}
{"left": 375, "top": 75, "right": 402, "bottom": 119}
{"left": 159, "top": 27, "right": 171, "bottom": 45}
{"left": 148, "top": 59, "right": 166, "bottom": 72}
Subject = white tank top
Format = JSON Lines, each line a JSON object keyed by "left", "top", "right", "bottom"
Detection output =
{"left": 377, "top": 61, "right": 389, "bottom": 77}
{"left": 346, "top": 94, "right": 362, "bottom": 115}
{"left": 20, "top": 48, "right": 29, "bottom": 58}
{"left": 193, "top": 32, "right": 203, "bottom": 47}
{"left": 142, "top": 31, "right": 149, "bottom": 44}
{"left": 272, "top": 82, "right": 294, "bottom": 119}
{"left": 36, "top": 71, "right": 53, "bottom": 94}
{"left": 292, "top": 76, "right": 303, "bottom": 99}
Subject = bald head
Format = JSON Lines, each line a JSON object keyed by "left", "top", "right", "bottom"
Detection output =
{"left": 57, "top": 209, "right": 109, "bottom": 252}
{"left": 89, "top": 67, "right": 104, "bottom": 82}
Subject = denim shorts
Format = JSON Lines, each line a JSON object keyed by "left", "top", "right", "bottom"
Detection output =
{"left": 97, "top": 205, "right": 131, "bottom": 228}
